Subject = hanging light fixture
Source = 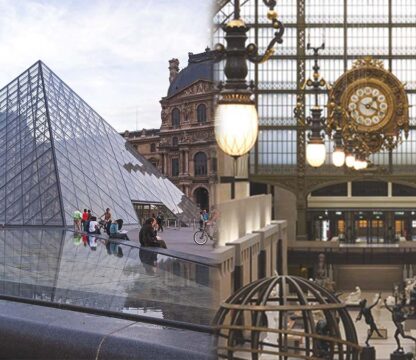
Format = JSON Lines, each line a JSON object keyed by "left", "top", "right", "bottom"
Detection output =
{"left": 331, "top": 108, "right": 345, "bottom": 167}
{"left": 306, "top": 106, "right": 326, "bottom": 168}
{"left": 353, "top": 153, "right": 368, "bottom": 170}
{"left": 214, "top": 0, "right": 285, "bottom": 158}
{"left": 295, "top": 42, "right": 328, "bottom": 168}
{"left": 332, "top": 129, "right": 345, "bottom": 167}
{"left": 345, "top": 152, "right": 355, "bottom": 168}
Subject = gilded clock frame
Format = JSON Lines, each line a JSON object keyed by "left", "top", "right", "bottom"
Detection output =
{"left": 328, "top": 57, "right": 409, "bottom": 154}
{"left": 340, "top": 77, "right": 394, "bottom": 133}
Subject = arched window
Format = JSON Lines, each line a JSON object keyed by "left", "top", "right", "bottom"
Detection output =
{"left": 172, "top": 108, "right": 180, "bottom": 127}
{"left": 194, "top": 152, "right": 207, "bottom": 176}
{"left": 172, "top": 137, "right": 178, "bottom": 146}
{"left": 194, "top": 187, "right": 209, "bottom": 210}
{"left": 197, "top": 104, "right": 207, "bottom": 123}
{"left": 150, "top": 143, "right": 156, "bottom": 152}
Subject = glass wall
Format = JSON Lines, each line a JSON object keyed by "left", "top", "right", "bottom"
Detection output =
{"left": 214, "top": 0, "right": 416, "bottom": 174}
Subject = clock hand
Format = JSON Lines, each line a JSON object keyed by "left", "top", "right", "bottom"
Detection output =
{"left": 365, "top": 103, "right": 378, "bottom": 110}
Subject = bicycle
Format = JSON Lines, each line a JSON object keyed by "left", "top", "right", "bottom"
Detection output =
{"left": 193, "top": 224, "right": 217, "bottom": 246}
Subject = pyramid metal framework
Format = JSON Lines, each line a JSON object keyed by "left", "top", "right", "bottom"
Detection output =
{"left": 0, "top": 61, "right": 198, "bottom": 226}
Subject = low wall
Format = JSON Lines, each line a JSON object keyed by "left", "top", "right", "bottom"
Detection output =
{"left": 212, "top": 220, "right": 288, "bottom": 304}
{"left": 217, "top": 194, "right": 272, "bottom": 246}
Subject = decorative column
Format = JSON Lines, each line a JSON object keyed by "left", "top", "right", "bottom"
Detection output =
{"left": 179, "top": 151, "right": 184, "bottom": 175}
{"left": 296, "top": 194, "right": 308, "bottom": 241}
{"left": 295, "top": 0, "right": 307, "bottom": 241}
{"left": 185, "top": 149, "right": 189, "bottom": 175}
{"left": 163, "top": 153, "right": 168, "bottom": 175}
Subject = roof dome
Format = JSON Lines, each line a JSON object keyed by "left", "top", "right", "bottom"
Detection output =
{"left": 214, "top": 275, "right": 361, "bottom": 359}
{"left": 167, "top": 50, "right": 214, "bottom": 97}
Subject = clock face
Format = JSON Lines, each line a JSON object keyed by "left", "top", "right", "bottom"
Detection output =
{"left": 328, "top": 56, "right": 409, "bottom": 154}
{"left": 341, "top": 79, "right": 394, "bottom": 133}
{"left": 348, "top": 86, "right": 389, "bottom": 128}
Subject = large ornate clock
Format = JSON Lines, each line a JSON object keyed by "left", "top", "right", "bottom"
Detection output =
{"left": 327, "top": 57, "right": 409, "bottom": 153}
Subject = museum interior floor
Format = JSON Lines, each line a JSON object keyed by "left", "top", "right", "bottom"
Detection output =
{"left": 232, "top": 292, "right": 416, "bottom": 360}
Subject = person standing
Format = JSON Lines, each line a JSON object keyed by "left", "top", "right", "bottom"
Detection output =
{"left": 100, "top": 208, "right": 112, "bottom": 235}
{"left": 156, "top": 212, "right": 164, "bottom": 232}
{"left": 81, "top": 209, "right": 89, "bottom": 232}
{"left": 207, "top": 206, "right": 220, "bottom": 248}
{"left": 73, "top": 210, "right": 82, "bottom": 232}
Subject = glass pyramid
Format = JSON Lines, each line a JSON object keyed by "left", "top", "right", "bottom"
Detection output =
{"left": 0, "top": 61, "right": 198, "bottom": 226}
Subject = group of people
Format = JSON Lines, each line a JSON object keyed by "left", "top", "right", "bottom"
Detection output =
{"left": 139, "top": 216, "right": 167, "bottom": 249}
{"left": 73, "top": 208, "right": 120, "bottom": 236}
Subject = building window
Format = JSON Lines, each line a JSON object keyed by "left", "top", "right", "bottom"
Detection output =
{"left": 311, "top": 183, "right": 348, "bottom": 197}
{"left": 172, "top": 108, "right": 180, "bottom": 127}
{"left": 150, "top": 143, "right": 156, "bottom": 152}
{"left": 172, "top": 137, "right": 178, "bottom": 146}
{"left": 352, "top": 181, "right": 388, "bottom": 197}
{"left": 194, "top": 152, "right": 207, "bottom": 176}
{"left": 171, "top": 158, "right": 179, "bottom": 177}
{"left": 197, "top": 104, "right": 207, "bottom": 123}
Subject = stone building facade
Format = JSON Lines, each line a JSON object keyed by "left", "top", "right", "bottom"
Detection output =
{"left": 124, "top": 50, "right": 219, "bottom": 210}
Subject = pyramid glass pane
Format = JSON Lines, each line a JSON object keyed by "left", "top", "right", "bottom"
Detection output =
{"left": 0, "top": 63, "right": 63, "bottom": 226}
{"left": 40, "top": 62, "right": 198, "bottom": 225}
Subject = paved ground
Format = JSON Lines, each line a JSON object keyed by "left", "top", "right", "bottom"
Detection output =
{"left": 125, "top": 225, "right": 219, "bottom": 260}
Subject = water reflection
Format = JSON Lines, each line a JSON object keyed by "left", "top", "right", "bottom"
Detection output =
{"left": 0, "top": 228, "right": 217, "bottom": 325}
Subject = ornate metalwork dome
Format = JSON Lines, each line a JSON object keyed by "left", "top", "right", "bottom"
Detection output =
{"left": 214, "top": 275, "right": 361, "bottom": 359}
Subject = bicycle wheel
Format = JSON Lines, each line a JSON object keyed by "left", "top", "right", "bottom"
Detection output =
{"left": 193, "top": 230, "right": 208, "bottom": 245}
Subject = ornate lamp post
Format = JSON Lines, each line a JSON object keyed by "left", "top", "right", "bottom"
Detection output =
{"left": 295, "top": 42, "right": 329, "bottom": 168}
{"left": 214, "top": 0, "right": 285, "bottom": 158}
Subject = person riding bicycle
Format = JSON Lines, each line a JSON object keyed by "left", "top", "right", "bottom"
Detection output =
{"left": 202, "top": 210, "right": 209, "bottom": 229}
{"left": 199, "top": 210, "right": 208, "bottom": 230}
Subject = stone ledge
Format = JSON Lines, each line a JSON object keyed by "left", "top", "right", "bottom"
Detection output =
{"left": 0, "top": 300, "right": 216, "bottom": 360}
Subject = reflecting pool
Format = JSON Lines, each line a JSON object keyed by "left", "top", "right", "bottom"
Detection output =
{"left": 0, "top": 229, "right": 218, "bottom": 326}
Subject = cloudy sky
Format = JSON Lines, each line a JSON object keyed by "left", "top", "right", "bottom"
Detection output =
{"left": 0, "top": 0, "right": 212, "bottom": 131}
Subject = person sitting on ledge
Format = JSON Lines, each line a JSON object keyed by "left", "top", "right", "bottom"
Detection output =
{"left": 139, "top": 218, "right": 167, "bottom": 249}
{"left": 109, "top": 219, "right": 119, "bottom": 236}
{"left": 88, "top": 216, "right": 100, "bottom": 234}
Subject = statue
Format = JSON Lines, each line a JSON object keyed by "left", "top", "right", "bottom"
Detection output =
{"left": 315, "top": 253, "right": 335, "bottom": 292}
{"left": 384, "top": 298, "right": 416, "bottom": 357}
{"left": 405, "top": 279, "right": 416, "bottom": 305}
{"left": 356, "top": 294, "right": 383, "bottom": 346}
{"left": 315, "top": 253, "right": 327, "bottom": 286}
{"left": 346, "top": 286, "right": 362, "bottom": 304}
{"left": 410, "top": 285, "right": 416, "bottom": 310}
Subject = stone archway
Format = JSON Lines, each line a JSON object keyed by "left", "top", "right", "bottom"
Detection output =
{"left": 193, "top": 187, "right": 209, "bottom": 210}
